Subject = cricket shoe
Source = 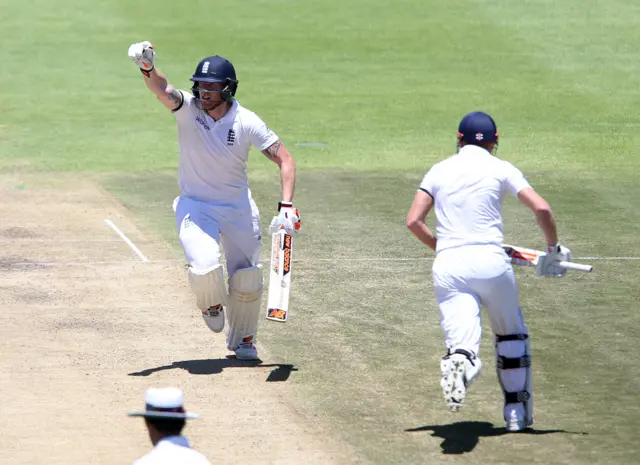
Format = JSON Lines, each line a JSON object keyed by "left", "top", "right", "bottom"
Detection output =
{"left": 235, "top": 342, "right": 259, "bottom": 361}
{"left": 440, "top": 349, "right": 482, "bottom": 412}
{"left": 505, "top": 405, "right": 533, "bottom": 432}
{"left": 202, "top": 304, "right": 225, "bottom": 333}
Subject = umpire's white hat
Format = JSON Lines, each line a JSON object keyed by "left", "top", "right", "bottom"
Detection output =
{"left": 128, "top": 387, "right": 200, "bottom": 420}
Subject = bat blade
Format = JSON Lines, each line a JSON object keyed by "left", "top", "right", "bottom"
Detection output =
{"left": 503, "top": 244, "right": 593, "bottom": 272}
{"left": 266, "top": 230, "right": 293, "bottom": 322}
{"left": 502, "top": 244, "right": 540, "bottom": 267}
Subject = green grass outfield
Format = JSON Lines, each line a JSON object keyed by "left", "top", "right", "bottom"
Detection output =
{"left": 2, "top": 0, "right": 640, "bottom": 463}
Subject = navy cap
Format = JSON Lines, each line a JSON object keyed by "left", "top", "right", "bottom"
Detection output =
{"left": 457, "top": 111, "right": 499, "bottom": 144}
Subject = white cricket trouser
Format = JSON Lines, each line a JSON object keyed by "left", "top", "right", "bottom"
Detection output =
{"left": 432, "top": 244, "right": 528, "bottom": 356}
{"left": 433, "top": 244, "right": 532, "bottom": 424}
{"left": 174, "top": 195, "right": 261, "bottom": 278}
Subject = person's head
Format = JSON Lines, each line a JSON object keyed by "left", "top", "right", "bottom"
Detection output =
{"left": 144, "top": 417, "right": 186, "bottom": 446}
{"left": 190, "top": 55, "right": 238, "bottom": 112}
{"left": 456, "top": 111, "right": 499, "bottom": 153}
{"left": 128, "top": 387, "right": 200, "bottom": 446}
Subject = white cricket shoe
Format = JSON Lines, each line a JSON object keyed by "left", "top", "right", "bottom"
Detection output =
{"left": 440, "top": 351, "right": 482, "bottom": 412}
{"left": 505, "top": 405, "right": 533, "bottom": 432}
{"left": 202, "top": 305, "right": 225, "bottom": 333}
{"left": 235, "top": 342, "right": 259, "bottom": 361}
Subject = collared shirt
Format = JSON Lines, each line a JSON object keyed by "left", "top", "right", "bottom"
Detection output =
{"left": 173, "top": 92, "right": 279, "bottom": 204}
{"left": 419, "top": 144, "right": 531, "bottom": 253}
{"left": 132, "top": 435, "right": 211, "bottom": 465}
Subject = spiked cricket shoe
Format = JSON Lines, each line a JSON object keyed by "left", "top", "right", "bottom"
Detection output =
{"left": 202, "top": 305, "right": 225, "bottom": 333}
{"left": 235, "top": 342, "right": 259, "bottom": 361}
{"left": 505, "top": 406, "right": 533, "bottom": 432}
{"left": 440, "top": 352, "right": 482, "bottom": 412}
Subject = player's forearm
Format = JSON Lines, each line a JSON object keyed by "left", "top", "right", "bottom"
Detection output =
{"left": 535, "top": 209, "right": 558, "bottom": 245}
{"left": 279, "top": 158, "right": 296, "bottom": 202}
{"left": 143, "top": 68, "right": 171, "bottom": 97}
{"left": 517, "top": 188, "right": 558, "bottom": 245}
{"left": 408, "top": 222, "right": 437, "bottom": 251}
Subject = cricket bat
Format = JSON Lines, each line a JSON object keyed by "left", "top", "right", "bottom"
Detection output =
{"left": 266, "top": 229, "right": 293, "bottom": 322}
{"left": 503, "top": 244, "right": 593, "bottom": 272}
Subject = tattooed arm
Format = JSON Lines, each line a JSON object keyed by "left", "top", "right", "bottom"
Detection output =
{"left": 262, "top": 140, "right": 296, "bottom": 202}
{"left": 141, "top": 68, "right": 184, "bottom": 112}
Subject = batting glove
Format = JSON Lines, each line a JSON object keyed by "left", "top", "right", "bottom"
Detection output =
{"left": 268, "top": 202, "right": 301, "bottom": 236}
{"left": 536, "top": 244, "right": 571, "bottom": 277}
{"left": 128, "top": 41, "right": 155, "bottom": 76}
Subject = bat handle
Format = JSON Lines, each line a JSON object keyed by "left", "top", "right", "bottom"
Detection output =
{"left": 559, "top": 261, "right": 593, "bottom": 272}
{"left": 511, "top": 258, "right": 536, "bottom": 268}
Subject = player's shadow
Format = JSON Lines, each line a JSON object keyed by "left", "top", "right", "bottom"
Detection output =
{"left": 405, "top": 421, "right": 587, "bottom": 455}
{"left": 128, "top": 357, "right": 298, "bottom": 382}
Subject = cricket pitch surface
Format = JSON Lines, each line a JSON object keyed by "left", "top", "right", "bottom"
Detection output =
{"left": 0, "top": 174, "right": 356, "bottom": 464}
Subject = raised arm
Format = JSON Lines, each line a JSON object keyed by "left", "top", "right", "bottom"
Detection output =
{"left": 128, "top": 41, "right": 183, "bottom": 111}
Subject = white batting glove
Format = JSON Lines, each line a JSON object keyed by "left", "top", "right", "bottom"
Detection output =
{"left": 268, "top": 202, "right": 301, "bottom": 236}
{"left": 536, "top": 244, "right": 571, "bottom": 277}
{"left": 128, "top": 41, "right": 155, "bottom": 75}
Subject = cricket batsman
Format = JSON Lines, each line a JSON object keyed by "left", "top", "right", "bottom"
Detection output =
{"left": 406, "top": 111, "right": 571, "bottom": 431}
{"left": 128, "top": 41, "right": 300, "bottom": 360}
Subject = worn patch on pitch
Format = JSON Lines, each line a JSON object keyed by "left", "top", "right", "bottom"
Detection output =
{"left": 0, "top": 255, "right": 46, "bottom": 271}
{"left": 0, "top": 227, "right": 38, "bottom": 238}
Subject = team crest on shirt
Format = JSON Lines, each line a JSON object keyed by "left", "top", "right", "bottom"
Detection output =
{"left": 227, "top": 129, "right": 236, "bottom": 145}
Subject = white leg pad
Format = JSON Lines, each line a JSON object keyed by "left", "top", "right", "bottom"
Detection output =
{"left": 226, "top": 266, "right": 263, "bottom": 351}
{"left": 188, "top": 265, "right": 228, "bottom": 333}
{"left": 495, "top": 334, "right": 533, "bottom": 431}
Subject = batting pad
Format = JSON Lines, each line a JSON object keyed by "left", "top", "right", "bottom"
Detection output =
{"left": 188, "top": 265, "right": 228, "bottom": 311}
{"left": 226, "top": 265, "right": 263, "bottom": 351}
{"left": 495, "top": 334, "right": 533, "bottom": 426}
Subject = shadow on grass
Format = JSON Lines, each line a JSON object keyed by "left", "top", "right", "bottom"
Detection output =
{"left": 128, "top": 357, "right": 298, "bottom": 382}
{"left": 405, "top": 421, "right": 587, "bottom": 454}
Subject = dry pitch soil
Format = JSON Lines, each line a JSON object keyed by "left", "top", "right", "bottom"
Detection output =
{"left": 0, "top": 174, "right": 357, "bottom": 464}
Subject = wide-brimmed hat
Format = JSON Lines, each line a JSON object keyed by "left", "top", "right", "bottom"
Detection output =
{"left": 128, "top": 387, "right": 200, "bottom": 420}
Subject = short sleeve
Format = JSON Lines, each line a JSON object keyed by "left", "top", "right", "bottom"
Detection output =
{"left": 172, "top": 90, "right": 196, "bottom": 121}
{"left": 419, "top": 167, "right": 437, "bottom": 198}
{"left": 503, "top": 161, "right": 531, "bottom": 198}
{"left": 244, "top": 112, "right": 279, "bottom": 151}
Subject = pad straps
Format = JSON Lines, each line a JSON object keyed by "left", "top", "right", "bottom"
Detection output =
{"left": 495, "top": 333, "right": 531, "bottom": 411}
{"left": 497, "top": 355, "right": 531, "bottom": 369}
{"left": 505, "top": 391, "right": 531, "bottom": 403}
{"left": 443, "top": 348, "right": 477, "bottom": 366}
{"left": 495, "top": 333, "right": 528, "bottom": 342}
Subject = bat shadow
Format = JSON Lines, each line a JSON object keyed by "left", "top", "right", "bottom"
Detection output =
{"left": 405, "top": 421, "right": 587, "bottom": 454}
{"left": 128, "top": 357, "right": 298, "bottom": 382}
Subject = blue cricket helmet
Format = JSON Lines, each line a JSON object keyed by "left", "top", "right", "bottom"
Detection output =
{"left": 457, "top": 111, "right": 499, "bottom": 144}
{"left": 190, "top": 55, "right": 238, "bottom": 101}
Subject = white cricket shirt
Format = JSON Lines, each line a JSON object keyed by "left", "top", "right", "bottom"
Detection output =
{"left": 173, "top": 92, "right": 279, "bottom": 204}
{"left": 419, "top": 145, "right": 531, "bottom": 253}
{"left": 132, "top": 436, "right": 210, "bottom": 465}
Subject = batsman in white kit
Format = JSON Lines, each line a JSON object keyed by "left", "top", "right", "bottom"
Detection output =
{"left": 128, "top": 41, "right": 301, "bottom": 360}
{"left": 406, "top": 111, "right": 571, "bottom": 432}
